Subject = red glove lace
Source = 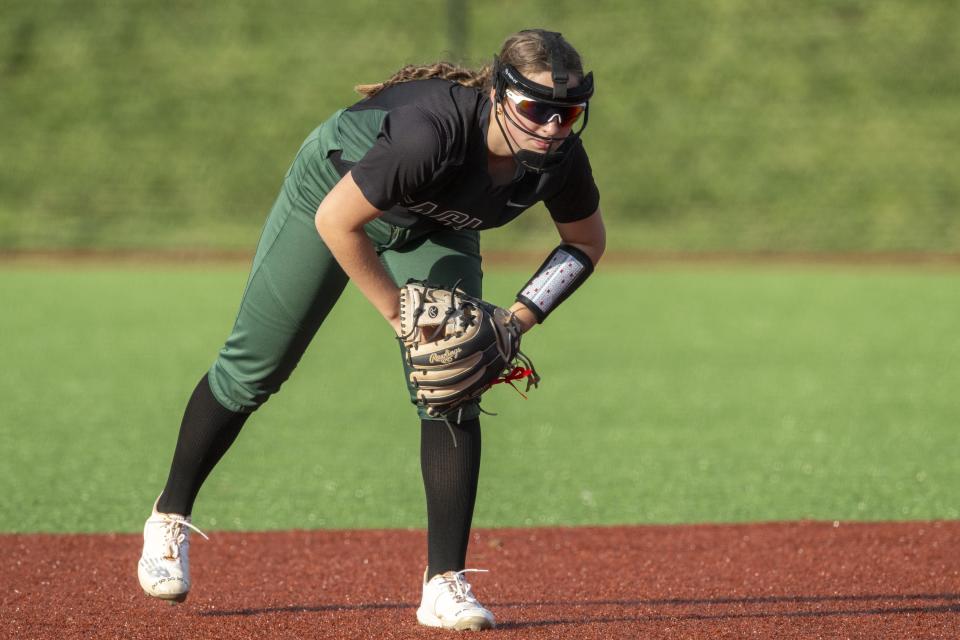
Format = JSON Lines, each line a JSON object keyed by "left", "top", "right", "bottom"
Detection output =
{"left": 491, "top": 366, "right": 536, "bottom": 398}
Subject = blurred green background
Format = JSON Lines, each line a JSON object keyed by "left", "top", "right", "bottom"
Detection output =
{"left": 2, "top": 0, "right": 958, "bottom": 252}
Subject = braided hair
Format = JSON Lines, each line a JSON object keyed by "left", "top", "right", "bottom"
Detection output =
{"left": 354, "top": 30, "right": 584, "bottom": 97}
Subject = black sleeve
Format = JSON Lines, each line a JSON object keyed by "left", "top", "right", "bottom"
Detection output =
{"left": 544, "top": 143, "right": 601, "bottom": 223}
{"left": 350, "top": 107, "right": 447, "bottom": 211}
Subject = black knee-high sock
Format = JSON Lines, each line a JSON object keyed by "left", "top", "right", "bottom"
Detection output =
{"left": 156, "top": 375, "right": 249, "bottom": 516}
{"left": 421, "top": 417, "right": 482, "bottom": 578}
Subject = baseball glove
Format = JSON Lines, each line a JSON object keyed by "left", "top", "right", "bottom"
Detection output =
{"left": 398, "top": 280, "right": 539, "bottom": 425}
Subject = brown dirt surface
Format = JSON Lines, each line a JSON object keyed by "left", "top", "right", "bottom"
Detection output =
{"left": 4, "top": 521, "right": 960, "bottom": 639}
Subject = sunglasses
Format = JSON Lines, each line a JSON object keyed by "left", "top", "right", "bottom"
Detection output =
{"left": 504, "top": 89, "right": 587, "bottom": 127}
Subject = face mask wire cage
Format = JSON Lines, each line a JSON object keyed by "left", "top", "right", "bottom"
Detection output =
{"left": 491, "top": 30, "right": 594, "bottom": 173}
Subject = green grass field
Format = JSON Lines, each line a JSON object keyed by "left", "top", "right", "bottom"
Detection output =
{"left": 2, "top": 263, "right": 957, "bottom": 533}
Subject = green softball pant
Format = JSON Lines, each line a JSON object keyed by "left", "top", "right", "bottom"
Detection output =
{"left": 206, "top": 191, "right": 483, "bottom": 421}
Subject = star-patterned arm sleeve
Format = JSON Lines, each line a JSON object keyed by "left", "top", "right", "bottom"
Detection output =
{"left": 516, "top": 244, "right": 595, "bottom": 323}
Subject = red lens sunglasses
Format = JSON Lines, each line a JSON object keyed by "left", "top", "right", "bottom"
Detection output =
{"left": 504, "top": 89, "right": 586, "bottom": 127}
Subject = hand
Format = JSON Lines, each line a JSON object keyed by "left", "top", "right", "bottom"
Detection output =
{"left": 508, "top": 302, "right": 538, "bottom": 334}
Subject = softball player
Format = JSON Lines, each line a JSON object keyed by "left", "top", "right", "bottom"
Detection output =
{"left": 137, "top": 29, "right": 605, "bottom": 631}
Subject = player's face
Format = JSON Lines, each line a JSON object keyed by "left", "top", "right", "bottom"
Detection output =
{"left": 499, "top": 70, "right": 583, "bottom": 154}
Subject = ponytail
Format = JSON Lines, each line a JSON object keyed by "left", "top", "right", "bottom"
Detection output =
{"left": 355, "top": 61, "right": 492, "bottom": 97}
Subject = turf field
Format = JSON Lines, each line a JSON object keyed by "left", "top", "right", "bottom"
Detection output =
{"left": 1, "top": 262, "right": 957, "bottom": 533}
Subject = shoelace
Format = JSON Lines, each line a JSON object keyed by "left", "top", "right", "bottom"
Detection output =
{"left": 160, "top": 515, "right": 209, "bottom": 560}
{"left": 440, "top": 569, "right": 489, "bottom": 604}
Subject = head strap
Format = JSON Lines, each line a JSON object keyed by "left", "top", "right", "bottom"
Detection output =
{"left": 540, "top": 30, "right": 568, "bottom": 99}
{"left": 496, "top": 62, "right": 594, "bottom": 105}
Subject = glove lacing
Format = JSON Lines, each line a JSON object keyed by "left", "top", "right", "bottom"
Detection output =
{"left": 397, "top": 280, "right": 466, "bottom": 345}
{"left": 436, "top": 406, "right": 463, "bottom": 448}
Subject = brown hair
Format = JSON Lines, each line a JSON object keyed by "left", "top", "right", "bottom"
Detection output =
{"left": 497, "top": 30, "right": 584, "bottom": 81}
{"left": 355, "top": 62, "right": 492, "bottom": 97}
{"left": 354, "top": 30, "right": 584, "bottom": 97}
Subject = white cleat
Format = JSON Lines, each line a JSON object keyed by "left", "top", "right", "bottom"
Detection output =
{"left": 416, "top": 568, "right": 496, "bottom": 631}
{"left": 137, "top": 502, "right": 208, "bottom": 602}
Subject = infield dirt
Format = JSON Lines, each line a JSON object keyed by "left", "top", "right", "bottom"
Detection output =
{"left": 5, "top": 521, "right": 959, "bottom": 639}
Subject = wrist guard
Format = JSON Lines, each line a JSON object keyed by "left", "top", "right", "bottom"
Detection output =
{"left": 516, "top": 244, "right": 594, "bottom": 323}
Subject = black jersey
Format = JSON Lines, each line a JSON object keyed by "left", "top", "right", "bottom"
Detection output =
{"left": 327, "top": 78, "right": 599, "bottom": 231}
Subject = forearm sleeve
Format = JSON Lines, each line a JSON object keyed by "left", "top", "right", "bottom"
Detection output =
{"left": 516, "top": 244, "right": 595, "bottom": 323}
